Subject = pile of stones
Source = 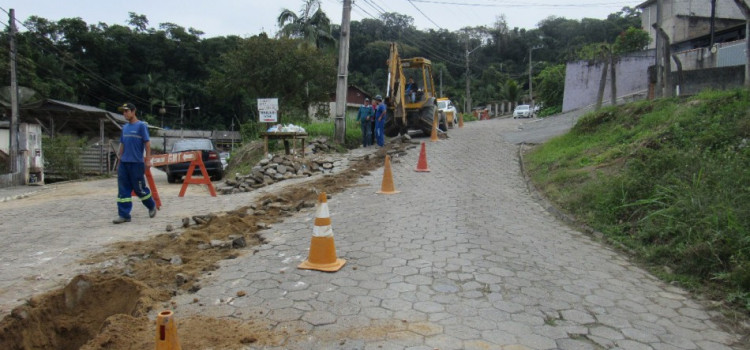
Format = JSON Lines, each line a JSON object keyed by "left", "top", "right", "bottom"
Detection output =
{"left": 217, "top": 138, "right": 344, "bottom": 195}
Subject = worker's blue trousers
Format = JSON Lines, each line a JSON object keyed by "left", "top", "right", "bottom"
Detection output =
{"left": 117, "top": 162, "right": 155, "bottom": 219}
{"left": 375, "top": 120, "right": 385, "bottom": 147}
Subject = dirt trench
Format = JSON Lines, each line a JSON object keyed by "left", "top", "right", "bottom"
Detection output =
{"left": 0, "top": 142, "right": 412, "bottom": 350}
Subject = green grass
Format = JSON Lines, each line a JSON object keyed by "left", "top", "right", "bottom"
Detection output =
{"left": 525, "top": 89, "right": 750, "bottom": 311}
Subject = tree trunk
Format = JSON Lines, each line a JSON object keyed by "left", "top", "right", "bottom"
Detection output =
{"left": 610, "top": 52, "right": 617, "bottom": 106}
{"left": 595, "top": 60, "right": 609, "bottom": 110}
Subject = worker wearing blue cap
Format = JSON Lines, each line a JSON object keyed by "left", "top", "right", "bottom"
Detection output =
{"left": 113, "top": 102, "right": 157, "bottom": 224}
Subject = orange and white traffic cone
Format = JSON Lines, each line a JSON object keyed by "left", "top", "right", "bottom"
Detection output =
{"left": 377, "top": 155, "right": 400, "bottom": 194}
{"left": 155, "top": 310, "right": 181, "bottom": 350}
{"left": 298, "top": 192, "right": 346, "bottom": 272}
{"left": 430, "top": 113, "right": 439, "bottom": 142}
{"left": 415, "top": 142, "right": 430, "bottom": 172}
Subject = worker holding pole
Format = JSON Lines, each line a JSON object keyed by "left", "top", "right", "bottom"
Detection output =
{"left": 113, "top": 102, "right": 157, "bottom": 224}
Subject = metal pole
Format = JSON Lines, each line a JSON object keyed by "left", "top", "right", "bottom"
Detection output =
{"left": 529, "top": 48, "right": 533, "bottom": 111}
{"left": 655, "top": 0, "right": 663, "bottom": 98}
{"left": 732, "top": 0, "right": 750, "bottom": 88}
{"left": 465, "top": 42, "right": 470, "bottom": 113}
{"left": 333, "top": 0, "right": 352, "bottom": 144}
{"left": 9, "top": 9, "right": 19, "bottom": 174}
{"left": 709, "top": 0, "right": 717, "bottom": 47}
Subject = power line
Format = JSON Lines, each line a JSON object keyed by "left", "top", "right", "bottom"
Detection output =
{"left": 356, "top": 0, "right": 466, "bottom": 67}
{"left": 408, "top": 0, "right": 634, "bottom": 8}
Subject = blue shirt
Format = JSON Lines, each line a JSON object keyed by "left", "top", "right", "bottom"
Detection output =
{"left": 375, "top": 103, "right": 386, "bottom": 123}
{"left": 120, "top": 121, "right": 150, "bottom": 163}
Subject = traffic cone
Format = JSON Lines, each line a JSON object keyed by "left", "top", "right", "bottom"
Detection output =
{"left": 415, "top": 142, "right": 430, "bottom": 172}
{"left": 155, "top": 310, "right": 181, "bottom": 350}
{"left": 298, "top": 192, "right": 346, "bottom": 272}
{"left": 459, "top": 114, "right": 464, "bottom": 128}
{"left": 377, "top": 155, "right": 400, "bottom": 194}
{"left": 430, "top": 113, "right": 439, "bottom": 142}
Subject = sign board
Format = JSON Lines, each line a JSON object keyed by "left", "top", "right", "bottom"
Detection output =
{"left": 258, "top": 98, "right": 279, "bottom": 123}
{"left": 259, "top": 110, "right": 278, "bottom": 123}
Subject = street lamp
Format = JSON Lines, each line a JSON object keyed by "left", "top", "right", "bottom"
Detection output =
{"left": 179, "top": 102, "right": 200, "bottom": 131}
{"left": 529, "top": 45, "right": 543, "bottom": 115}
{"left": 465, "top": 42, "right": 482, "bottom": 113}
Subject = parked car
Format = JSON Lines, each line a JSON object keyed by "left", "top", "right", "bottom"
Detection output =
{"left": 165, "top": 138, "right": 224, "bottom": 183}
{"left": 219, "top": 152, "right": 230, "bottom": 170}
{"left": 513, "top": 104, "right": 532, "bottom": 119}
{"left": 437, "top": 98, "right": 458, "bottom": 128}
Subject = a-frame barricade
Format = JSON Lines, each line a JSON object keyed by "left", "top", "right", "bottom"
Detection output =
{"left": 176, "top": 152, "right": 217, "bottom": 197}
{"left": 124, "top": 151, "right": 215, "bottom": 211}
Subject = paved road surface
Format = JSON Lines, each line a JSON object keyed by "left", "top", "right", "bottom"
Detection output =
{"left": 177, "top": 117, "right": 743, "bottom": 349}
{"left": 0, "top": 115, "right": 745, "bottom": 349}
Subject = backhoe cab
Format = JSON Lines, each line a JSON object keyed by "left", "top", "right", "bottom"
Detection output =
{"left": 384, "top": 43, "right": 444, "bottom": 137}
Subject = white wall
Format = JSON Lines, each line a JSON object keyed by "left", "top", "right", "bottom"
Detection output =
{"left": 562, "top": 54, "right": 654, "bottom": 112}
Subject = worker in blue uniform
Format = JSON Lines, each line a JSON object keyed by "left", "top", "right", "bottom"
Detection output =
{"left": 113, "top": 102, "right": 157, "bottom": 224}
{"left": 374, "top": 95, "right": 387, "bottom": 147}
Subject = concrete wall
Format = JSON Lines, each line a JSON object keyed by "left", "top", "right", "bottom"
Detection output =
{"left": 672, "top": 39, "right": 746, "bottom": 70}
{"left": 641, "top": 0, "right": 745, "bottom": 49}
{"left": 562, "top": 54, "right": 654, "bottom": 113}
{"left": 675, "top": 65, "right": 746, "bottom": 96}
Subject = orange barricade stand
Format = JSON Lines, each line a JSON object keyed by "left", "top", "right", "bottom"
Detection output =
{"left": 123, "top": 151, "right": 215, "bottom": 211}
{"left": 150, "top": 151, "right": 217, "bottom": 198}
{"left": 144, "top": 166, "right": 162, "bottom": 209}
{"left": 128, "top": 162, "right": 162, "bottom": 210}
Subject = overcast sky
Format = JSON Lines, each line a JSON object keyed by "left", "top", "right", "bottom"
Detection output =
{"left": 2, "top": 0, "right": 637, "bottom": 38}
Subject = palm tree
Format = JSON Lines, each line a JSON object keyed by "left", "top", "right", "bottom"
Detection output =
{"left": 277, "top": 0, "right": 335, "bottom": 50}
{"left": 500, "top": 80, "right": 521, "bottom": 111}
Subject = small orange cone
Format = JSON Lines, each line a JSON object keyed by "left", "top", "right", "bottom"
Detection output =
{"left": 155, "top": 310, "right": 181, "bottom": 350}
{"left": 415, "top": 142, "right": 430, "bottom": 172}
{"left": 377, "top": 155, "right": 400, "bottom": 194}
{"left": 298, "top": 192, "right": 346, "bottom": 272}
{"left": 430, "top": 113, "right": 439, "bottom": 142}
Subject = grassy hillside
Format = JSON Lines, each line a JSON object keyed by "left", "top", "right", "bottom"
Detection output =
{"left": 524, "top": 89, "right": 750, "bottom": 311}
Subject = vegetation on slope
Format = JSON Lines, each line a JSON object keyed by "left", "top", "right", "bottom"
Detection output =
{"left": 525, "top": 89, "right": 750, "bottom": 311}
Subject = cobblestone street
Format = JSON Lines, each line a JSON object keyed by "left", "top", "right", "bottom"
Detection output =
{"left": 0, "top": 116, "right": 745, "bottom": 349}
{"left": 175, "top": 118, "right": 744, "bottom": 349}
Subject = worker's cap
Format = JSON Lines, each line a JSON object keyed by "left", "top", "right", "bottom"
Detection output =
{"left": 364, "top": 97, "right": 370, "bottom": 101}
{"left": 118, "top": 102, "right": 136, "bottom": 112}
{"left": 374, "top": 95, "right": 383, "bottom": 101}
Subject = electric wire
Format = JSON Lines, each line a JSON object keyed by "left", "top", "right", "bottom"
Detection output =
{"left": 357, "top": 0, "right": 466, "bottom": 67}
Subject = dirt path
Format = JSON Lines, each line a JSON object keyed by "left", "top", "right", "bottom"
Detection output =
{"left": 0, "top": 142, "right": 399, "bottom": 349}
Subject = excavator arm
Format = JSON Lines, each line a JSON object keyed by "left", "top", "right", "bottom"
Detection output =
{"left": 387, "top": 43, "right": 406, "bottom": 125}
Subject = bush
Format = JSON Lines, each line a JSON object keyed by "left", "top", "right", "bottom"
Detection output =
{"left": 525, "top": 89, "right": 750, "bottom": 310}
{"left": 43, "top": 135, "right": 87, "bottom": 180}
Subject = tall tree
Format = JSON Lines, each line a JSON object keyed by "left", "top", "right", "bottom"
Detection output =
{"left": 277, "top": 0, "right": 336, "bottom": 50}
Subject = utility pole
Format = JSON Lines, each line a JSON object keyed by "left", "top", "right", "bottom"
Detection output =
{"left": 654, "top": 0, "right": 663, "bottom": 98}
{"left": 439, "top": 68, "right": 443, "bottom": 98}
{"left": 9, "top": 9, "right": 19, "bottom": 173}
{"left": 732, "top": 0, "right": 750, "bottom": 88}
{"left": 464, "top": 41, "right": 481, "bottom": 113}
{"left": 465, "top": 42, "right": 470, "bottom": 113}
{"left": 709, "top": 0, "right": 717, "bottom": 47}
{"left": 179, "top": 100, "right": 184, "bottom": 133}
{"left": 529, "top": 45, "right": 542, "bottom": 113}
{"left": 333, "top": 0, "right": 352, "bottom": 144}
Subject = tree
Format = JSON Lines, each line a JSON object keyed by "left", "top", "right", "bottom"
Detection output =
{"left": 535, "top": 64, "right": 566, "bottom": 108}
{"left": 500, "top": 80, "right": 521, "bottom": 110}
{"left": 277, "top": 0, "right": 336, "bottom": 50}
{"left": 209, "top": 35, "right": 336, "bottom": 119}
{"left": 613, "top": 27, "right": 651, "bottom": 54}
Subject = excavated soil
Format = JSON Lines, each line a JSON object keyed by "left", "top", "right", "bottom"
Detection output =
{"left": 0, "top": 141, "right": 413, "bottom": 350}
